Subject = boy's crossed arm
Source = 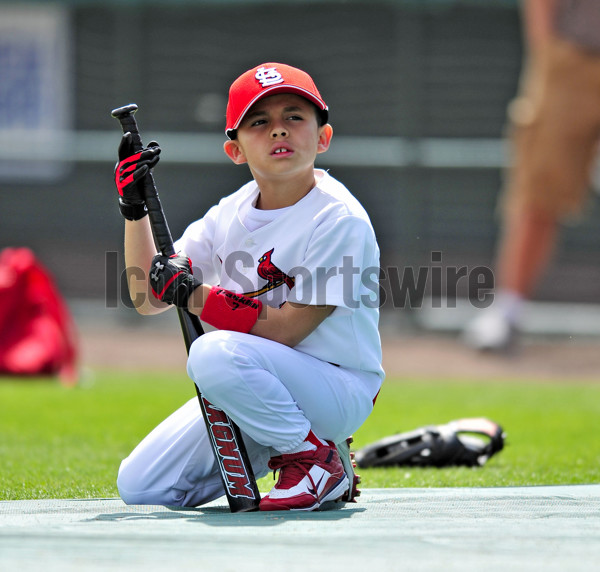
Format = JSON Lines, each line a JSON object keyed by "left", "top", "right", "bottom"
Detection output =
{"left": 149, "top": 252, "right": 334, "bottom": 347}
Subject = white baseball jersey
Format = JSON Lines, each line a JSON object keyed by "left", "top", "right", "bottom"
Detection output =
{"left": 175, "top": 169, "right": 384, "bottom": 379}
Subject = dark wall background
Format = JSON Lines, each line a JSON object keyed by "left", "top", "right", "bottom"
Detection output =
{"left": 3, "top": 1, "right": 600, "bottom": 305}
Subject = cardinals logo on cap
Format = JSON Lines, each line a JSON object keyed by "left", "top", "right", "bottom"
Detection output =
{"left": 255, "top": 67, "right": 284, "bottom": 87}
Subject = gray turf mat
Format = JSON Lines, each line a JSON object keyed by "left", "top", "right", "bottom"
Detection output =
{"left": 1, "top": 486, "right": 599, "bottom": 571}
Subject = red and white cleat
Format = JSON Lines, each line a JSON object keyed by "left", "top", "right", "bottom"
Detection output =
{"left": 259, "top": 441, "right": 349, "bottom": 511}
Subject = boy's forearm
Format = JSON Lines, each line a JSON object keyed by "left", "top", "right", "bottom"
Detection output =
{"left": 124, "top": 217, "right": 169, "bottom": 315}
{"left": 250, "top": 302, "right": 334, "bottom": 347}
{"left": 186, "top": 287, "right": 333, "bottom": 347}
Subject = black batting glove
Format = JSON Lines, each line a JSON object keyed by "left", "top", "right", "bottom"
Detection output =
{"left": 149, "top": 253, "right": 202, "bottom": 308}
{"left": 114, "top": 132, "right": 161, "bottom": 220}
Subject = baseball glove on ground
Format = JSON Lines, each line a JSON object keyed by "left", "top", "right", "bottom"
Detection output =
{"left": 354, "top": 418, "right": 505, "bottom": 468}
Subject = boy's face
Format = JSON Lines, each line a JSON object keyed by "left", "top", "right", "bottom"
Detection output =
{"left": 223, "top": 93, "right": 332, "bottom": 182}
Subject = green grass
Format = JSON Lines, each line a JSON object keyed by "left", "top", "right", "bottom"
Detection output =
{"left": 1, "top": 372, "right": 598, "bottom": 500}
{"left": 357, "top": 379, "right": 600, "bottom": 488}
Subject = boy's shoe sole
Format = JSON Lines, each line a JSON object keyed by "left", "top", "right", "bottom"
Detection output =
{"left": 260, "top": 473, "right": 349, "bottom": 512}
{"left": 336, "top": 436, "right": 361, "bottom": 503}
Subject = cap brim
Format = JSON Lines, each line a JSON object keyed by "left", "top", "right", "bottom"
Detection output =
{"left": 230, "top": 84, "right": 328, "bottom": 132}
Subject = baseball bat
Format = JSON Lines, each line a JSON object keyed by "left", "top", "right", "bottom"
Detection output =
{"left": 111, "top": 104, "right": 261, "bottom": 512}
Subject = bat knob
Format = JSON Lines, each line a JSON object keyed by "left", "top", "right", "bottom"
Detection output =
{"left": 111, "top": 103, "right": 138, "bottom": 119}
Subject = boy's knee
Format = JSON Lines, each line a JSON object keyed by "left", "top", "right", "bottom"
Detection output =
{"left": 117, "top": 462, "right": 187, "bottom": 506}
{"left": 116, "top": 462, "right": 149, "bottom": 505}
{"left": 188, "top": 330, "right": 233, "bottom": 362}
{"left": 187, "top": 330, "right": 256, "bottom": 394}
{"left": 116, "top": 472, "right": 143, "bottom": 506}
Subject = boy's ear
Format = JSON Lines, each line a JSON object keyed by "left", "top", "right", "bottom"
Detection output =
{"left": 317, "top": 124, "right": 333, "bottom": 154}
{"left": 223, "top": 140, "right": 247, "bottom": 164}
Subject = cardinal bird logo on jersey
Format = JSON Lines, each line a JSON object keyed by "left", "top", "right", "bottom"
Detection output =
{"left": 244, "top": 248, "right": 295, "bottom": 298}
{"left": 257, "top": 248, "right": 295, "bottom": 289}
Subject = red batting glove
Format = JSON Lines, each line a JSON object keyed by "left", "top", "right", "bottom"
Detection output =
{"left": 114, "top": 132, "right": 161, "bottom": 220}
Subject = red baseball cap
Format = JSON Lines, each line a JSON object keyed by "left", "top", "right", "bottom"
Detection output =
{"left": 225, "top": 63, "right": 328, "bottom": 139}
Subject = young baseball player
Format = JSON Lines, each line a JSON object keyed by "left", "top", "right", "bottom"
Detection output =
{"left": 115, "top": 62, "right": 384, "bottom": 511}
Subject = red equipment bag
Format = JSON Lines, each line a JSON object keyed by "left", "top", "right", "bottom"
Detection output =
{"left": 0, "top": 247, "right": 78, "bottom": 385}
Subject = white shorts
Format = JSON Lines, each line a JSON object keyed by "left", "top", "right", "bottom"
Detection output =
{"left": 117, "top": 330, "right": 381, "bottom": 507}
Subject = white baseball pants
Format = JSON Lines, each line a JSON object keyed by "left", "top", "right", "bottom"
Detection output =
{"left": 117, "top": 330, "right": 381, "bottom": 507}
